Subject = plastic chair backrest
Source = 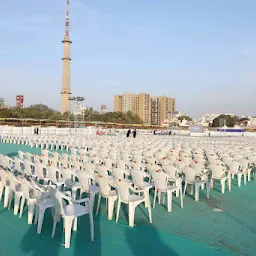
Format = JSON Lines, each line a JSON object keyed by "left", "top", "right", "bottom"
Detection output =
{"left": 112, "top": 168, "right": 126, "bottom": 180}
{"left": 96, "top": 175, "right": 111, "bottom": 196}
{"left": 183, "top": 167, "right": 197, "bottom": 183}
{"left": 49, "top": 187, "right": 65, "bottom": 216}
{"left": 152, "top": 171, "right": 168, "bottom": 190}
{"left": 130, "top": 169, "right": 146, "bottom": 187}
{"left": 115, "top": 180, "right": 130, "bottom": 202}
{"left": 76, "top": 171, "right": 91, "bottom": 192}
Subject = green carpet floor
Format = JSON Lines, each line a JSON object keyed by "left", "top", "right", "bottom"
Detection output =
{"left": 0, "top": 143, "right": 255, "bottom": 256}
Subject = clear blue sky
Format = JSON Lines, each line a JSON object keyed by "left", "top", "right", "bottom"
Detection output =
{"left": 1, "top": 0, "right": 256, "bottom": 117}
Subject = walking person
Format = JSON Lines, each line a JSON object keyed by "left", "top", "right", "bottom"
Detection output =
{"left": 126, "top": 129, "right": 131, "bottom": 138}
{"left": 132, "top": 129, "right": 137, "bottom": 138}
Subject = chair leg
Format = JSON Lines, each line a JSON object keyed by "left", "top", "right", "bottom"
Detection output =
{"left": 128, "top": 203, "right": 135, "bottom": 227}
{"left": 220, "top": 179, "right": 225, "bottom": 194}
{"left": 116, "top": 199, "right": 121, "bottom": 223}
{"left": 89, "top": 209, "right": 94, "bottom": 241}
{"left": 238, "top": 174, "right": 242, "bottom": 187}
{"left": 179, "top": 188, "right": 183, "bottom": 208}
{"left": 162, "top": 193, "right": 165, "bottom": 204}
{"left": 8, "top": 190, "right": 13, "bottom": 210}
{"left": 248, "top": 169, "right": 251, "bottom": 181}
{"left": 144, "top": 189, "right": 149, "bottom": 208}
{"left": 0, "top": 184, "right": 4, "bottom": 202}
{"left": 206, "top": 182, "right": 210, "bottom": 199}
{"left": 64, "top": 217, "right": 73, "bottom": 248}
{"left": 228, "top": 173, "right": 231, "bottom": 192}
{"left": 195, "top": 184, "right": 199, "bottom": 201}
{"left": 28, "top": 202, "right": 35, "bottom": 224}
{"left": 167, "top": 191, "right": 172, "bottom": 212}
{"left": 105, "top": 198, "right": 108, "bottom": 210}
{"left": 19, "top": 197, "right": 26, "bottom": 218}
{"left": 183, "top": 182, "right": 187, "bottom": 198}
{"left": 37, "top": 207, "right": 46, "bottom": 234}
{"left": 14, "top": 194, "right": 21, "bottom": 215}
{"left": 96, "top": 194, "right": 101, "bottom": 215}
{"left": 72, "top": 218, "right": 78, "bottom": 231}
{"left": 153, "top": 189, "right": 157, "bottom": 209}
{"left": 147, "top": 196, "right": 153, "bottom": 223}
{"left": 51, "top": 215, "right": 58, "bottom": 238}
{"left": 175, "top": 179, "right": 181, "bottom": 197}
{"left": 4, "top": 187, "right": 10, "bottom": 208}
{"left": 158, "top": 191, "right": 161, "bottom": 204}
{"left": 108, "top": 197, "right": 115, "bottom": 220}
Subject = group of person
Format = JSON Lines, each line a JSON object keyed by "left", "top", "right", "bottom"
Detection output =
{"left": 126, "top": 129, "right": 137, "bottom": 138}
{"left": 34, "top": 127, "right": 39, "bottom": 135}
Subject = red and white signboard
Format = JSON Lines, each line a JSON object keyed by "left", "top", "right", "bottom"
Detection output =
{"left": 16, "top": 95, "right": 24, "bottom": 108}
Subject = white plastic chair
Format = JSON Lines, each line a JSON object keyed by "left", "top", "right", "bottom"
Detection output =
{"left": 115, "top": 179, "right": 152, "bottom": 227}
{"left": 31, "top": 179, "right": 54, "bottom": 234}
{"left": 96, "top": 175, "right": 118, "bottom": 220}
{"left": 7, "top": 172, "right": 23, "bottom": 214}
{"left": 183, "top": 167, "right": 209, "bottom": 201}
{"left": 50, "top": 187, "right": 94, "bottom": 248}
{"left": 76, "top": 171, "right": 99, "bottom": 212}
{"left": 19, "top": 178, "right": 37, "bottom": 224}
{"left": 209, "top": 164, "right": 231, "bottom": 194}
{"left": 152, "top": 170, "right": 183, "bottom": 212}
{"left": 228, "top": 161, "right": 246, "bottom": 187}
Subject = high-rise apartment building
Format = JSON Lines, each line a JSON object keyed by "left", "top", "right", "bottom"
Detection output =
{"left": 132, "top": 95, "right": 139, "bottom": 116}
{"left": 138, "top": 93, "right": 151, "bottom": 124}
{"left": 158, "top": 96, "right": 168, "bottom": 125}
{"left": 158, "top": 96, "right": 176, "bottom": 124}
{"left": 151, "top": 97, "right": 159, "bottom": 125}
{"left": 114, "top": 95, "right": 122, "bottom": 112}
{"left": 113, "top": 93, "right": 176, "bottom": 124}
{"left": 121, "top": 92, "right": 134, "bottom": 113}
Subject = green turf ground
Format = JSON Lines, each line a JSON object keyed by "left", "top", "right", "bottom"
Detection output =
{"left": 0, "top": 143, "right": 255, "bottom": 256}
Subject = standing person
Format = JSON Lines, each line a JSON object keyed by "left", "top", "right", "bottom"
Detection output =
{"left": 34, "top": 127, "right": 37, "bottom": 135}
{"left": 126, "top": 129, "right": 131, "bottom": 138}
{"left": 36, "top": 127, "right": 39, "bottom": 135}
{"left": 133, "top": 129, "right": 137, "bottom": 138}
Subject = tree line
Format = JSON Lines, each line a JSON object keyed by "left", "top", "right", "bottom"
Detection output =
{"left": 0, "top": 104, "right": 143, "bottom": 124}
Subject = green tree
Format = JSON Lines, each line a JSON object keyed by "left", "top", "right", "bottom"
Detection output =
{"left": 0, "top": 104, "right": 65, "bottom": 120}
{"left": 0, "top": 97, "right": 5, "bottom": 106}
{"left": 178, "top": 115, "right": 192, "bottom": 121}
{"left": 211, "top": 114, "right": 239, "bottom": 127}
{"left": 0, "top": 104, "right": 144, "bottom": 124}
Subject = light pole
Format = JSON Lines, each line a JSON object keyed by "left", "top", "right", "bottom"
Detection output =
{"left": 68, "top": 96, "right": 85, "bottom": 129}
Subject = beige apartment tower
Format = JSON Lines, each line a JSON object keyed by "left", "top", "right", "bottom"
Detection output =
{"left": 61, "top": 0, "right": 72, "bottom": 114}
{"left": 158, "top": 96, "right": 176, "bottom": 124}
{"left": 113, "top": 92, "right": 176, "bottom": 124}
{"left": 138, "top": 93, "right": 151, "bottom": 124}
{"left": 114, "top": 95, "right": 122, "bottom": 112}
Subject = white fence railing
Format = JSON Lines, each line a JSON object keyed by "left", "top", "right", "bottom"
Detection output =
{"left": 0, "top": 126, "right": 256, "bottom": 138}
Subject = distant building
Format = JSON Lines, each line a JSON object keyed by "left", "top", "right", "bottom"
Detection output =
{"left": 114, "top": 95, "right": 122, "bottom": 112}
{"left": 121, "top": 92, "right": 134, "bottom": 113}
{"left": 101, "top": 105, "right": 107, "bottom": 114}
{"left": 138, "top": 93, "right": 151, "bottom": 124}
{"left": 151, "top": 97, "right": 159, "bottom": 125}
{"left": 158, "top": 96, "right": 176, "bottom": 124}
{"left": 113, "top": 92, "right": 176, "bottom": 124}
